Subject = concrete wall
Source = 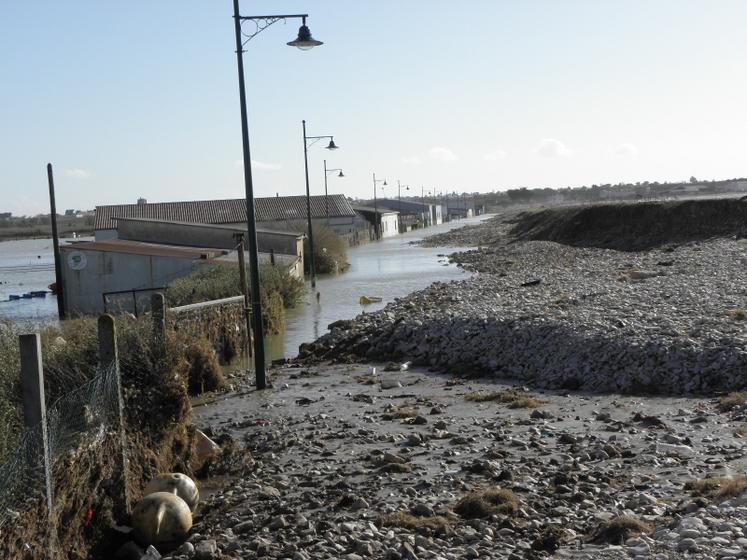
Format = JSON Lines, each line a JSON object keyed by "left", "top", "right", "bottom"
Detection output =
{"left": 117, "top": 219, "right": 302, "bottom": 257}
{"left": 60, "top": 246, "right": 201, "bottom": 315}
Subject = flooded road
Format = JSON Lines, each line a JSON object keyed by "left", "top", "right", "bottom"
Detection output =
{"left": 0, "top": 237, "right": 87, "bottom": 324}
{"left": 265, "top": 215, "right": 487, "bottom": 360}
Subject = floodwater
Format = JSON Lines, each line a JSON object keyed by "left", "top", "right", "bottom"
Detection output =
{"left": 0, "top": 217, "right": 486, "bottom": 359}
{"left": 264, "top": 215, "right": 487, "bottom": 360}
{"left": 0, "top": 237, "right": 87, "bottom": 324}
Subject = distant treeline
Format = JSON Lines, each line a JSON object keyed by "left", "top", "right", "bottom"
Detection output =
{"left": 0, "top": 214, "right": 94, "bottom": 240}
{"left": 471, "top": 177, "right": 747, "bottom": 208}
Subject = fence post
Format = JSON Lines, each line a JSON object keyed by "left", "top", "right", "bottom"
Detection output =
{"left": 98, "top": 315, "right": 131, "bottom": 514}
{"left": 235, "top": 235, "right": 254, "bottom": 359}
{"left": 151, "top": 293, "right": 166, "bottom": 352}
{"left": 19, "top": 333, "right": 54, "bottom": 522}
{"left": 270, "top": 248, "right": 275, "bottom": 266}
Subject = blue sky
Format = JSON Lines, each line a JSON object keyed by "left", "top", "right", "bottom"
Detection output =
{"left": 2, "top": 1, "right": 747, "bottom": 215}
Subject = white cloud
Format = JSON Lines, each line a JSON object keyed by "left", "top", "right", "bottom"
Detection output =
{"left": 483, "top": 149, "right": 507, "bottom": 161}
{"left": 536, "top": 138, "right": 571, "bottom": 158}
{"left": 234, "top": 159, "right": 282, "bottom": 171}
{"left": 612, "top": 143, "right": 639, "bottom": 157}
{"left": 429, "top": 146, "right": 457, "bottom": 162}
{"left": 401, "top": 156, "right": 423, "bottom": 165}
{"left": 64, "top": 168, "right": 90, "bottom": 179}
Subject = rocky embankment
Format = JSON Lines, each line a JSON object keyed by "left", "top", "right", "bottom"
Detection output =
{"left": 299, "top": 212, "right": 747, "bottom": 395}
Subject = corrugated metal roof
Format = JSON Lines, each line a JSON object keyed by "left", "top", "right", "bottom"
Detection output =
{"left": 95, "top": 195, "right": 356, "bottom": 230}
{"left": 63, "top": 240, "right": 226, "bottom": 259}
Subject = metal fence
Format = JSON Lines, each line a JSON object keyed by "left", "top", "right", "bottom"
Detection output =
{"left": 0, "top": 316, "right": 129, "bottom": 555}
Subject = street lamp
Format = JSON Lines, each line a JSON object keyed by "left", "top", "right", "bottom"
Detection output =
{"left": 397, "top": 180, "right": 409, "bottom": 233}
{"left": 323, "top": 159, "right": 344, "bottom": 225}
{"left": 303, "top": 121, "right": 339, "bottom": 288}
{"left": 372, "top": 173, "right": 387, "bottom": 240}
{"left": 232, "top": 2, "right": 323, "bottom": 389}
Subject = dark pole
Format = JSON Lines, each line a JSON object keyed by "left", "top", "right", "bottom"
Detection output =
{"left": 421, "top": 186, "right": 426, "bottom": 228}
{"left": 302, "top": 120, "right": 317, "bottom": 288}
{"left": 397, "top": 180, "right": 402, "bottom": 234}
{"left": 233, "top": 0, "right": 266, "bottom": 389}
{"left": 47, "top": 164, "right": 65, "bottom": 320}
{"left": 372, "top": 172, "right": 379, "bottom": 240}
{"left": 323, "top": 159, "right": 329, "bottom": 225}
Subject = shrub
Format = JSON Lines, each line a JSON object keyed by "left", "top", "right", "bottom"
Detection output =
{"left": 309, "top": 224, "right": 348, "bottom": 274}
{"left": 165, "top": 263, "right": 305, "bottom": 332}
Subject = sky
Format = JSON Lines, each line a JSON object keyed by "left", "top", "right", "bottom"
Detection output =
{"left": 2, "top": 0, "right": 747, "bottom": 216}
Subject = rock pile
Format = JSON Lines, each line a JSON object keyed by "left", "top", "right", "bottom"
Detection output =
{"left": 300, "top": 232, "right": 747, "bottom": 395}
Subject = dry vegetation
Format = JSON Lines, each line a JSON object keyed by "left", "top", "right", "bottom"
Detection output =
{"left": 685, "top": 475, "right": 747, "bottom": 500}
{"left": 381, "top": 405, "right": 419, "bottom": 420}
{"left": 718, "top": 392, "right": 747, "bottom": 412}
{"left": 589, "top": 515, "right": 652, "bottom": 544}
{"left": 465, "top": 389, "right": 546, "bottom": 408}
{"left": 726, "top": 308, "right": 747, "bottom": 321}
{"left": 453, "top": 487, "right": 520, "bottom": 519}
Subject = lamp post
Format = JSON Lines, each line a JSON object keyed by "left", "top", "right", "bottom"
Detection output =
{"left": 397, "top": 180, "right": 409, "bottom": 233}
{"left": 232, "top": 2, "right": 323, "bottom": 389}
{"left": 372, "top": 173, "right": 387, "bottom": 240}
{"left": 323, "top": 159, "right": 344, "bottom": 225}
{"left": 302, "top": 122, "right": 338, "bottom": 288}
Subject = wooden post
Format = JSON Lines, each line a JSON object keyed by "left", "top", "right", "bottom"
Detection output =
{"left": 19, "top": 334, "right": 54, "bottom": 521}
{"left": 47, "top": 164, "right": 66, "bottom": 320}
{"left": 98, "top": 315, "right": 131, "bottom": 514}
{"left": 270, "top": 248, "right": 275, "bottom": 266}
{"left": 235, "top": 235, "right": 254, "bottom": 359}
{"left": 151, "top": 293, "right": 165, "bottom": 353}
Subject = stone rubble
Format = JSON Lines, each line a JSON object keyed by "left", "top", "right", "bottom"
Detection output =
{"left": 300, "top": 215, "right": 747, "bottom": 396}
{"left": 159, "top": 215, "right": 747, "bottom": 560}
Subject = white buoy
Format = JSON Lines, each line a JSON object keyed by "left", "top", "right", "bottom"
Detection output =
{"left": 144, "top": 473, "right": 199, "bottom": 512}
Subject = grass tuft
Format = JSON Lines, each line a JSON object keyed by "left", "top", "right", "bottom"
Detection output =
{"left": 382, "top": 405, "right": 419, "bottom": 420}
{"left": 726, "top": 309, "right": 747, "bottom": 321}
{"left": 590, "top": 515, "right": 652, "bottom": 544}
{"left": 686, "top": 475, "right": 747, "bottom": 500}
{"left": 454, "top": 487, "right": 520, "bottom": 518}
{"left": 465, "top": 389, "right": 546, "bottom": 408}
{"left": 718, "top": 392, "right": 747, "bottom": 412}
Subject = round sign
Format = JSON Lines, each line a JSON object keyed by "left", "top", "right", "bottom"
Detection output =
{"left": 67, "top": 251, "right": 87, "bottom": 271}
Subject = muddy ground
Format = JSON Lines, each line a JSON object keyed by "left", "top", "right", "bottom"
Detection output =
{"left": 172, "top": 363, "right": 747, "bottom": 560}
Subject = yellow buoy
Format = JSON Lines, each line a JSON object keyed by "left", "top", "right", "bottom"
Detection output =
{"left": 131, "top": 492, "right": 192, "bottom": 547}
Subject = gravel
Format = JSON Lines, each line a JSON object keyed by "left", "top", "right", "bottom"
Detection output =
{"left": 299, "top": 215, "right": 747, "bottom": 395}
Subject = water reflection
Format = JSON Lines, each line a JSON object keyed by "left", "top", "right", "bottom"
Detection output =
{"left": 266, "top": 215, "right": 488, "bottom": 361}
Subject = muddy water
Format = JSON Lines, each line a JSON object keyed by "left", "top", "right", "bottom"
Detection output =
{"left": 263, "top": 215, "right": 488, "bottom": 361}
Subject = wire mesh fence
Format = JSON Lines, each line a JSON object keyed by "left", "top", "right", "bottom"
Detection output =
{"left": 0, "top": 349, "right": 123, "bottom": 534}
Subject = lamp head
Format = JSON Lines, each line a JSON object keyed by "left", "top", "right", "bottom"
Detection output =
{"left": 383, "top": 180, "right": 388, "bottom": 186}
{"left": 338, "top": 170, "right": 345, "bottom": 178}
{"left": 287, "top": 22, "right": 323, "bottom": 50}
{"left": 326, "top": 139, "right": 339, "bottom": 150}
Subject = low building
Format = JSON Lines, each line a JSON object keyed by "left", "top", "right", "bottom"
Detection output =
{"left": 94, "top": 194, "right": 358, "bottom": 239}
{"left": 60, "top": 219, "right": 304, "bottom": 315}
{"left": 352, "top": 206, "right": 399, "bottom": 239}
{"left": 370, "top": 198, "right": 435, "bottom": 229}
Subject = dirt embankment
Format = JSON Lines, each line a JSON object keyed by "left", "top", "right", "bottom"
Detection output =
{"left": 509, "top": 198, "right": 747, "bottom": 251}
